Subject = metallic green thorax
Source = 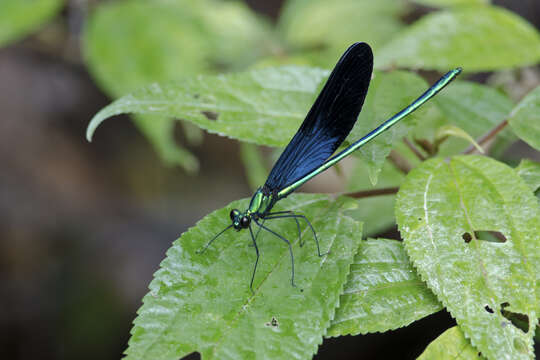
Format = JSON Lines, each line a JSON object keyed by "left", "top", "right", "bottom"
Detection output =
{"left": 231, "top": 187, "right": 276, "bottom": 230}
{"left": 247, "top": 187, "right": 275, "bottom": 217}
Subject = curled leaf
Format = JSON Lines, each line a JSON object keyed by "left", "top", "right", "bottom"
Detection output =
{"left": 435, "top": 125, "right": 484, "bottom": 153}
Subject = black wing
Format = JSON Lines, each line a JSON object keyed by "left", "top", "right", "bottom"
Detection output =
{"left": 264, "top": 42, "right": 373, "bottom": 192}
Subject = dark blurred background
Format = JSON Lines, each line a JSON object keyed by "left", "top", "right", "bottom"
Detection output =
{"left": 1, "top": 1, "right": 539, "bottom": 359}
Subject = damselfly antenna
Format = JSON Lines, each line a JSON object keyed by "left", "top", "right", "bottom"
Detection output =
{"left": 197, "top": 224, "right": 234, "bottom": 254}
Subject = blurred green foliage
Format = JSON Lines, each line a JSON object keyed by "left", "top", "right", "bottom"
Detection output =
{"left": 83, "top": 0, "right": 274, "bottom": 172}
{"left": 0, "top": 0, "right": 63, "bottom": 46}
{"left": 509, "top": 86, "right": 540, "bottom": 151}
{"left": 377, "top": 6, "right": 540, "bottom": 71}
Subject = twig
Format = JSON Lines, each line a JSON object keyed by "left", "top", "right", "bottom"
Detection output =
{"left": 388, "top": 150, "right": 413, "bottom": 174}
{"left": 414, "top": 138, "right": 435, "bottom": 155}
{"left": 403, "top": 137, "right": 426, "bottom": 161}
{"left": 463, "top": 119, "right": 508, "bottom": 155}
{"left": 345, "top": 187, "right": 399, "bottom": 199}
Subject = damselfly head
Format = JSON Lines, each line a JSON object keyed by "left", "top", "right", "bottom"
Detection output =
{"left": 230, "top": 209, "right": 250, "bottom": 230}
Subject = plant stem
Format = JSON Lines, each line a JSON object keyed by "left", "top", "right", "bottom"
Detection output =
{"left": 345, "top": 187, "right": 399, "bottom": 199}
{"left": 463, "top": 119, "right": 508, "bottom": 155}
{"left": 415, "top": 138, "right": 435, "bottom": 155}
{"left": 388, "top": 150, "right": 413, "bottom": 174}
{"left": 403, "top": 137, "right": 426, "bottom": 161}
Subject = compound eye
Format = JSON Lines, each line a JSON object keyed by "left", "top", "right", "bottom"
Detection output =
{"left": 230, "top": 209, "right": 239, "bottom": 221}
{"left": 240, "top": 216, "right": 250, "bottom": 228}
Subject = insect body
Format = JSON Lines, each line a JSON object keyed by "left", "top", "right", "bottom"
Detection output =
{"left": 200, "top": 42, "right": 461, "bottom": 292}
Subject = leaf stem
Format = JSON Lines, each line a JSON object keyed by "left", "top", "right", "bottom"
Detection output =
{"left": 388, "top": 150, "right": 413, "bottom": 174}
{"left": 403, "top": 137, "right": 426, "bottom": 161}
{"left": 345, "top": 187, "right": 399, "bottom": 199}
{"left": 463, "top": 119, "right": 508, "bottom": 155}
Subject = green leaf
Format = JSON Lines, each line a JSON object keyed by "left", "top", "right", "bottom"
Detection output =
{"left": 433, "top": 81, "right": 515, "bottom": 156}
{"left": 83, "top": 0, "right": 271, "bottom": 170}
{"left": 0, "top": 0, "right": 63, "bottom": 47}
{"left": 278, "top": 0, "right": 405, "bottom": 65}
{"left": 87, "top": 67, "right": 435, "bottom": 182}
{"left": 417, "top": 326, "right": 483, "bottom": 360}
{"left": 346, "top": 159, "right": 405, "bottom": 236}
{"left": 515, "top": 159, "right": 540, "bottom": 193}
{"left": 508, "top": 85, "right": 540, "bottom": 151}
{"left": 413, "top": 0, "right": 489, "bottom": 8}
{"left": 87, "top": 66, "right": 328, "bottom": 145}
{"left": 328, "top": 238, "right": 442, "bottom": 336}
{"left": 377, "top": 6, "right": 540, "bottom": 71}
{"left": 126, "top": 194, "right": 362, "bottom": 360}
{"left": 84, "top": 0, "right": 271, "bottom": 94}
{"left": 396, "top": 155, "right": 540, "bottom": 359}
{"left": 240, "top": 143, "right": 269, "bottom": 191}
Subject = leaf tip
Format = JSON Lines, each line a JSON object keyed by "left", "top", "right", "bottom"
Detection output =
{"left": 86, "top": 113, "right": 105, "bottom": 142}
{"left": 86, "top": 127, "right": 94, "bottom": 142}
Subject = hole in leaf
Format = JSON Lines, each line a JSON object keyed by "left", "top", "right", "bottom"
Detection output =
{"left": 485, "top": 305, "right": 494, "bottom": 314}
{"left": 475, "top": 230, "right": 507, "bottom": 243}
{"left": 462, "top": 230, "right": 507, "bottom": 244}
{"left": 201, "top": 110, "right": 219, "bottom": 121}
{"left": 501, "top": 303, "right": 529, "bottom": 333}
